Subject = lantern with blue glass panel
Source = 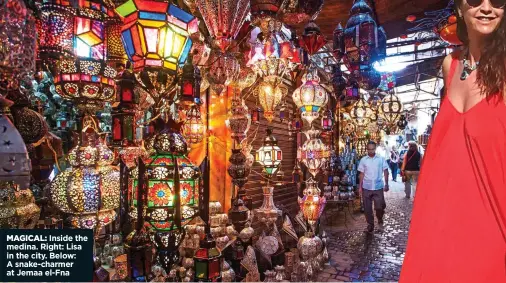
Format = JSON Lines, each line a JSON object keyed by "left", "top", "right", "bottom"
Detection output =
{"left": 115, "top": 0, "right": 198, "bottom": 110}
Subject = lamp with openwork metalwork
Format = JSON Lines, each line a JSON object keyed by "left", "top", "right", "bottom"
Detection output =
{"left": 298, "top": 178, "right": 326, "bottom": 232}
{"left": 297, "top": 129, "right": 330, "bottom": 177}
{"left": 37, "top": 1, "right": 75, "bottom": 59}
{"left": 179, "top": 57, "right": 201, "bottom": 105}
{"left": 256, "top": 128, "right": 282, "bottom": 179}
{"left": 206, "top": 49, "right": 240, "bottom": 95}
{"left": 182, "top": 105, "right": 205, "bottom": 145}
{"left": 257, "top": 80, "right": 286, "bottom": 123}
{"left": 281, "top": 0, "right": 324, "bottom": 25}
{"left": 321, "top": 108, "right": 334, "bottom": 132}
{"left": 227, "top": 96, "right": 251, "bottom": 143}
{"left": 379, "top": 92, "right": 403, "bottom": 128}
{"left": 349, "top": 96, "right": 374, "bottom": 128}
{"left": 195, "top": 0, "right": 250, "bottom": 52}
{"left": 49, "top": 124, "right": 120, "bottom": 234}
{"left": 292, "top": 70, "right": 328, "bottom": 125}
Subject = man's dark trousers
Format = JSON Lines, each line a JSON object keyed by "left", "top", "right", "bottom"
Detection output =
{"left": 362, "top": 189, "right": 386, "bottom": 229}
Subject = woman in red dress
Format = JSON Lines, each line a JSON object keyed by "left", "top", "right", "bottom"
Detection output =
{"left": 400, "top": 0, "right": 506, "bottom": 282}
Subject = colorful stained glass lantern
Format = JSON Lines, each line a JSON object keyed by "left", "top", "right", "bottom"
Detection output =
{"left": 195, "top": 0, "right": 250, "bottom": 51}
{"left": 132, "top": 118, "right": 200, "bottom": 232}
{"left": 297, "top": 129, "right": 329, "bottom": 177}
{"left": 37, "top": 1, "right": 75, "bottom": 59}
{"left": 292, "top": 70, "right": 328, "bottom": 125}
{"left": 194, "top": 233, "right": 223, "bottom": 281}
{"left": 321, "top": 109, "right": 334, "bottom": 132}
{"left": 115, "top": 0, "right": 198, "bottom": 72}
{"left": 179, "top": 57, "right": 201, "bottom": 105}
{"left": 182, "top": 105, "right": 205, "bottom": 145}
{"left": 344, "top": 79, "right": 360, "bottom": 101}
{"left": 112, "top": 70, "right": 138, "bottom": 147}
{"left": 49, "top": 123, "right": 120, "bottom": 235}
{"left": 257, "top": 80, "right": 287, "bottom": 123}
{"left": 256, "top": 128, "right": 282, "bottom": 178}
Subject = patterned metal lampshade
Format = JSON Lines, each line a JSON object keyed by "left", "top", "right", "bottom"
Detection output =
{"left": 206, "top": 49, "right": 240, "bottom": 95}
{"left": 297, "top": 129, "right": 329, "bottom": 177}
{"left": 37, "top": 1, "right": 75, "bottom": 59}
{"left": 227, "top": 96, "right": 251, "bottom": 143}
{"left": 349, "top": 96, "right": 374, "bottom": 128}
{"left": 195, "top": 0, "right": 250, "bottom": 51}
{"left": 281, "top": 0, "right": 324, "bottom": 25}
{"left": 49, "top": 125, "right": 120, "bottom": 232}
{"left": 256, "top": 128, "right": 282, "bottom": 178}
{"left": 182, "top": 104, "right": 205, "bottom": 145}
{"left": 299, "top": 21, "right": 327, "bottom": 56}
{"left": 298, "top": 178, "right": 325, "bottom": 231}
{"left": 115, "top": 0, "right": 198, "bottom": 72}
{"left": 250, "top": 0, "right": 284, "bottom": 23}
{"left": 257, "top": 80, "right": 286, "bottom": 123}
{"left": 379, "top": 93, "right": 403, "bottom": 127}
{"left": 131, "top": 119, "right": 200, "bottom": 232}
{"left": 292, "top": 70, "right": 328, "bottom": 125}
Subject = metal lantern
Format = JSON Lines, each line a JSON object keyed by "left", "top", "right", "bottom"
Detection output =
{"left": 227, "top": 96, "right": 251, "bottom": 143}
{"left": 131, "top": 119, "right": 201, "bottom": 232}
{"left": 0, "top": 182, "right": 40, "bottom": 229}
{"left": 297, "top": 129, "right": 329, "bottom": 177}
{"left": 105, "top": 15, "right": 128, "bottom": 64}
{"left": 292, "top": 70, "right": 328, "bottom": 125}
{"left": 228, "top": 149, "right": 251, "bottom": 189}
{"left": 379, "top": 92, "right": 403, "bottom": 127}
{"left": 206, "top": 50, "right": 240, "bottom": 95}
{"left": 344, "top": 79, "right": 360, "bottom": 101}
{"left": 112, "top": 70, "right": 139, "bottom": 147}
{"left": 281, "top": 0, "right": 324, "bottom": 25}
{"left": 179, "top": 56, "right": 201, "bottom": 105}
{"left": 195, "top": 0, "right": 250, "bottom": 51}
{"left": 397, "top": 114, "right": 408, "bottom": 130}
{"left": 332, "top": 23, "right": 345, "bottom": 61}
{"left": 257, "top": 80, "right": 286, "bottom": 123}
{"left": 49, "top": 125, "right": 120, "bottom": 233}
{"left": 332, "top": 65, "right": 347, "bottom": 98}
{"left": 0, "top": 97, "right": 31, "bottom": 189}
{"left": 37, "top": 1, "right": 75, "bottom": 59}
{"left": 355, "top": 137, "right": 368, "bottom": 157}
{"left": 299, "top": 21, "right": 327, "bottom": 56}
{"left": 194, "top": 233, "right": 223, "bottom": 282}
{"left": 298, "top": 178, "right": 326, "bottom": 231}
{"left": 358, "top": 67, "right": 381, "bottom": 90}
{"left": 250, "top": 0, "right": 285, "bottom": 23}
{"left": 115, "top": 0, "right": 198, "bottom": 72}
{"left": 339, "top": 0, "right": 386, "bottom": 75}
{"left": 254, "top": 186, "right": 281, "bottom": 224}
{"left": 321, "top": 109, "right": 334, "bottom": 132}
{"left": 256, "top": 128, "right": 282, "bottom": 178}
{"left": 349, "top": 96, "right": 374, "bottom": 128}
{"left": 182, "top": 105, "right": 205, "bottom": 145}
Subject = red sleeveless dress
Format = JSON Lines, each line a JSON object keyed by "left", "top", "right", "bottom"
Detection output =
{"left": 399, "top": 55, "right": 506, "bottom": 282}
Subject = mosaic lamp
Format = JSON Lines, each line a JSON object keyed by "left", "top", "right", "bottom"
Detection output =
{"left": 37, "top": 0, "right": 75, "bottom": 59}
{"left": 195, "top": 0, "right": 250, "bottom": 51}
{"left": 52, "top": 1, "right": 118, "bottom": 113}
{"left": 115, "top": 0, "right": 198, "bottom": 108}
{"left": 297, "top": 129, "right": 330, "bottom": 177}
{"left": 49, "top": 120, "right": 120, "bottom": 233}
{"left": 292, "top": 70, "right": 328, "bottom": 125}
{"left": 194, "top": 233, "right": 223, "bottom": 282}
{"left": 256, "top": 128, "right": 282, "bottom": 179}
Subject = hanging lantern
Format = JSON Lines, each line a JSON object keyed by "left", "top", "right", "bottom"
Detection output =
{"left": 292, "top": 70, "right": 328, "bottom": 125}
{"left": 227, "top": 96, "right": 251, "bottom": 143}
{"left": 182, "top": 105, "right": 205, "bottom": 145}
{"left": 332, "top": 23, "right": 345, "bottom": 61}
{"left": 194, "top": 234, "right": 223, "bottom": 281}
{"left": 321, "top": 109, "right": 334, "bottom": 132}
{"left": 0, "top": 97, "right": 31, "bottom": 189}
{"left": 378, "top": 72, "right": 396, "bottom": 92}
{"left": 332, "top": 65, "right": 347, "bottom": 98}
{"left": 112, "top": 70, "right": 139, "bottom": 147}
{"left": 49, "top": 125, "right": 120, "bottom": 233}
{"left": 254, "top": 186, "right": 281, "bottom": 225}
{"left": 257, "top": 80, "right": 286, "bottom": 123}
{"left": 37, "top": 1, "right": 75, "bottom": 59}
{"left": 115, "top": 0, "right": 198, "bottom": 72}
{"left": 379, "top": 92, "right": 403, "bottom": 127}
{"left": 281, "top": 0, "right": 324, "bottom": 25}
{"left": 338, "top": 0, "right": 386, "bottom": 75}
{"left": 299, "top": 21, "right": 327, "bottom": 56}
{"left": 235, "top": 67, "right": 257, "bottom": 91}
{"left": 228, "top": 149, "right": 251, "bottom": 189}
{"left": 355, "top": 137, "right": 368, "bottom": 157}
{"left": 438, "top": 13, "right": 462, "bottom": 46}
{"left": 358, "top": 67, "right": 381, "bottom": 90}
{"left": 256, "top": 128, "right": 282, "bottom": 178}
{"left": 195, "top": 0, "right": 250, "bottom": 51}
{"left": 105, "top": 15, "right": 128, "bottom": 64}
{"left": 207, "top": 50, "right": 240, "bottom": 95}
{"left": 191, "top": 38, "right": 211, "bottom": 67}
{"left": 297, "top": 129, "right": 329, "bottom": 177}
{"left": 131, "top": 119, "right": 201, "bottom": 232}
{"left": 250, "top": 106, "right": 261, "bottom": 124}
{"left": 397, "top": 114, "right": 408, "bottom": 130}
{"left": 179, "top": 57, "right": 202, "bottom": 105}
{"left": 349, "top": 96, "right": 374, "bottom": 128}
{"left": 288, "top": 111, "right": 303, "bottom": 139}
{"left": 298, "top": 178, "right": 326, "bottom": 231}
{"left": 292, "top": 161, "right": 303, "bottom": 183}
{"left": 344, "top": 79, "right": 360, "bottom": 101}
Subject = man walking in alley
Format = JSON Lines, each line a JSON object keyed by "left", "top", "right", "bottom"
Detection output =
{"left": 358, "top": 141, "right": 390, "bottom": 234}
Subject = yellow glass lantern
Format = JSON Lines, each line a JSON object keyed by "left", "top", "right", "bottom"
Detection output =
{"left": 298, "top": 178, "right": 326, "bottom": 231}
{"left": 257, "top": 81, "right": 286, "bottom": 123}
{"left": 182, "top": 104, "right": 205, "bottom": 145}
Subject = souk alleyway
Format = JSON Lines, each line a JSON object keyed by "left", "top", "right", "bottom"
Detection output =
{"left": 320, "top": 181, "right": 412, "bottom": 282}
